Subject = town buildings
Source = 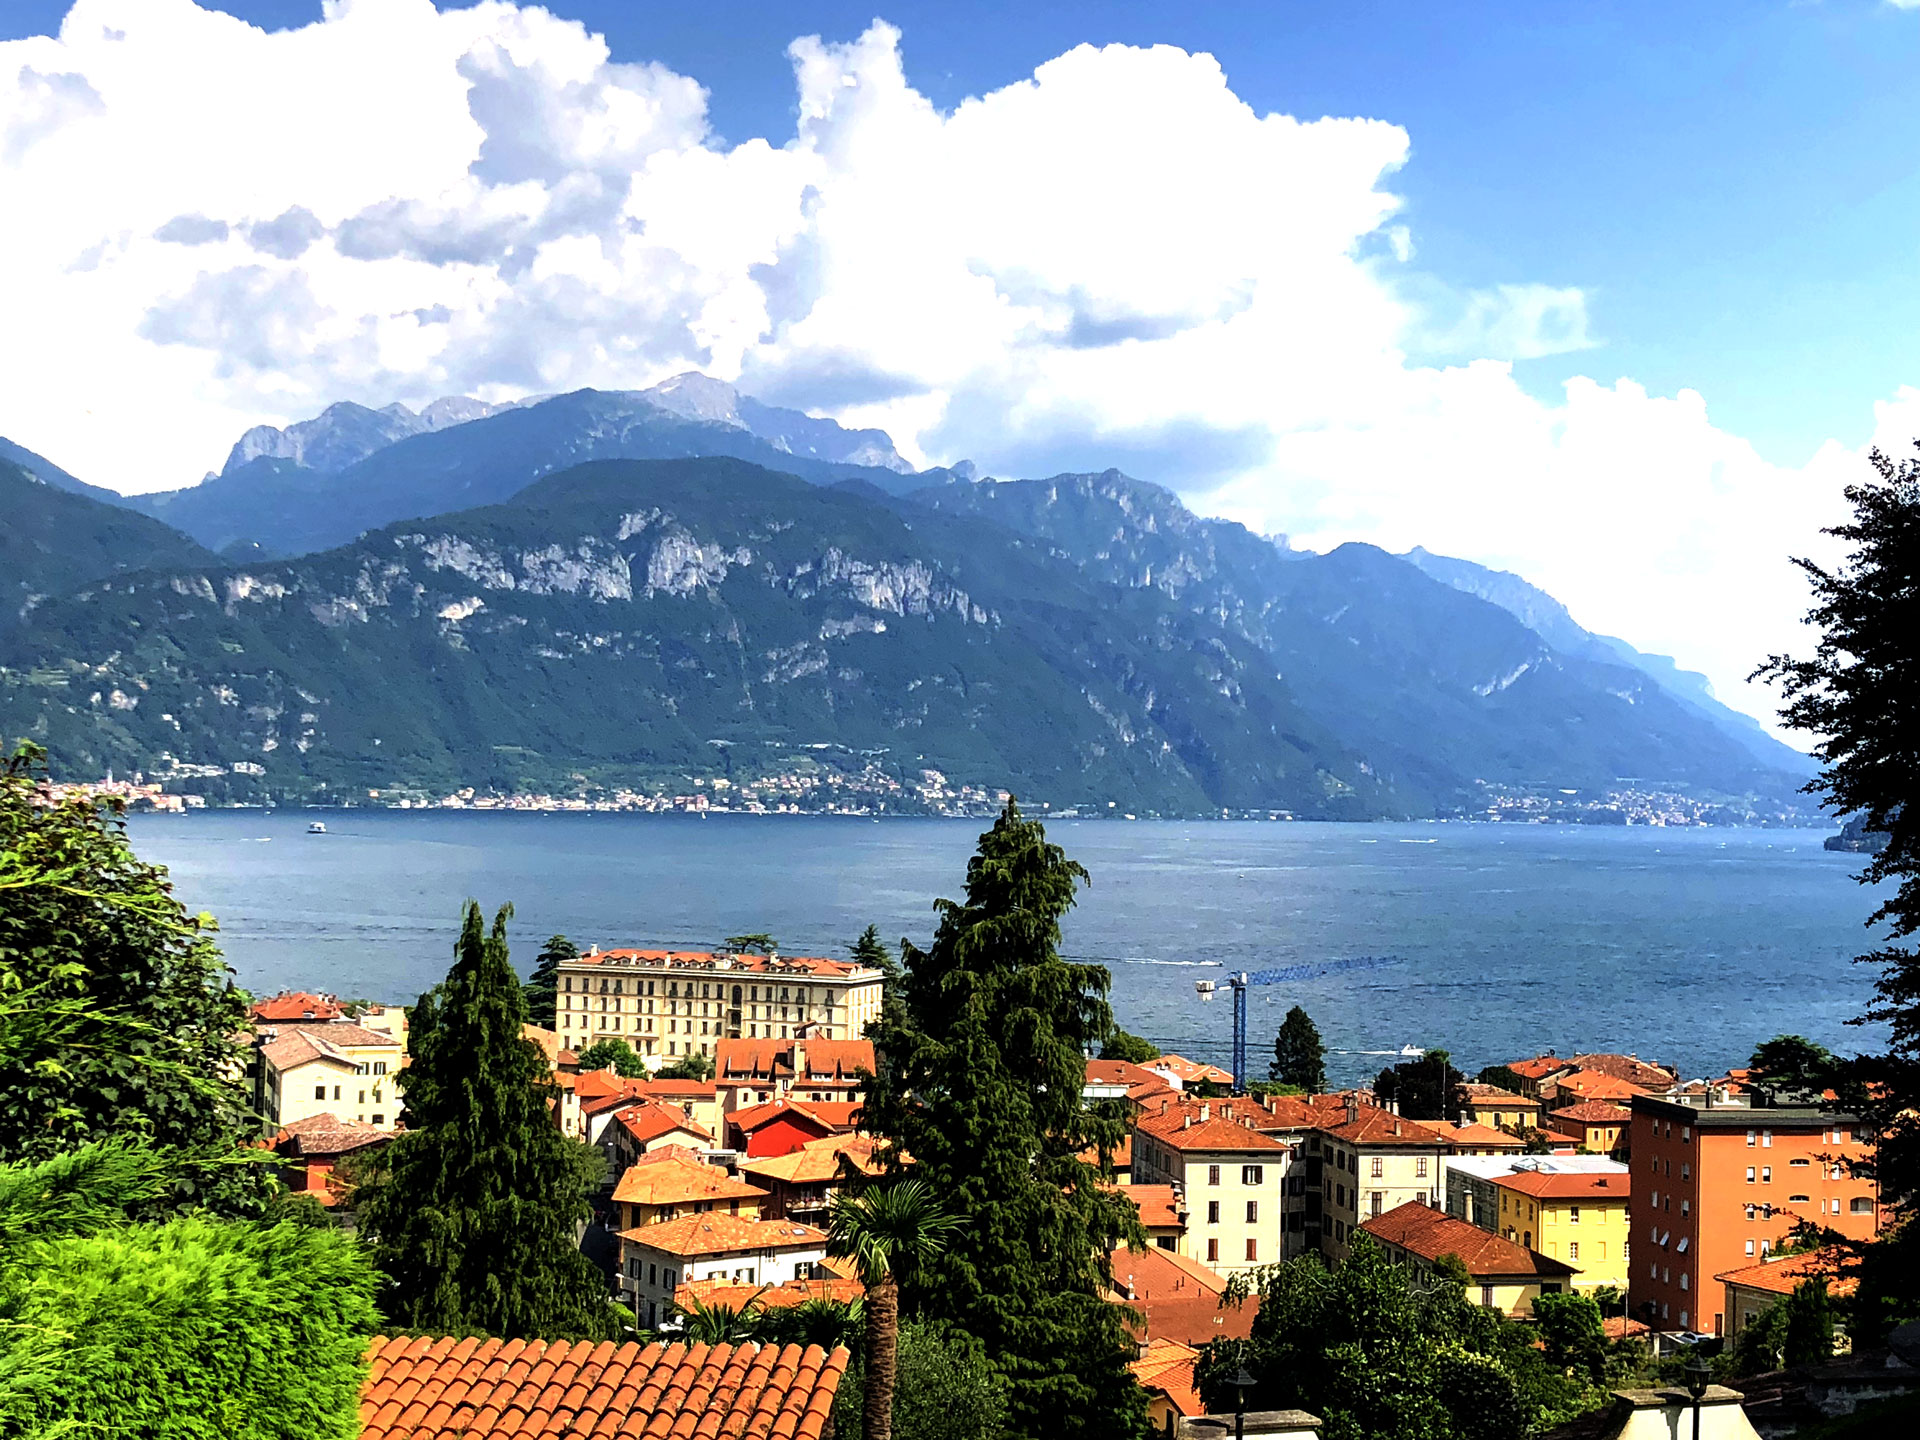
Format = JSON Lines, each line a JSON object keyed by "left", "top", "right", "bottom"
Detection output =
{"left": 608, "top": 1147, "right": 768, "bottom": 1231}
{"left": 1445, "top": 1155, "right": 1628, "bottom": 1233}
{"left": 1120, "top": 1183, "right": 1190, "bottom": 1252}
{"left": 1320, "top": 1104, "right": 1448, "bottom": 1260}
{"left": 1489, "top": 1168, "right": 1631, "bottom": 1293}
{"left": 268, "top": 1113, "right": 391, "bottom": 1206}
{"left": 1628, "top": 1089, "right": 1881, "bottom": 1336}
{"left": 715, "top": 1038, "right": 876, "bottom": 1110}
{"left": 738, "top": 1134, "right": 888, "bottom": 1225}
{"left": 1458, "top": 1083, "right": 1542, "bottom": 1133}
{"left": 617, "top": 1214, "right": 833, "bottom": 1330}
{"left": 1361, "top": 1202, "right": 1578, "bottom": 1317}
{"left": 1713, "top": 1247, "right": 1856, "bottom": 1341}
{"left": 1105, "top": 1243, "right": 1255, "bottom": 1347}
{"left": 1132, "top": 1097, "right": 1290, "bottom": 1274}
{"left": 252, "top": 1018, "right": 407, "bottom": 1130}
{"left": 552, "top": 946, "right": 885, "bottom": 1062}
{"left": 1548, "top": 1100, "right": 1634, "bottom": 1157}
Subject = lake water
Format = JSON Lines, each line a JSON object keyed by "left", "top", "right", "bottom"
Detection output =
{"left": 126, "top": 813, "right": 1889, "bottom": 1088}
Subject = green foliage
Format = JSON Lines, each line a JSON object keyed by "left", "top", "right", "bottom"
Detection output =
{"left": 860, "top": 802, "right": 1148, "bottom": 1440}
{"left": 356, "top": 900, "right": 615, "bottom": 1339}
{"left": 1747, "top": 1035, "right": 1838, "bottom": 1094}
{"left": 1200, "top": 1237, "right": 1602, "bottom": 1440}
{"left": 0, "top": 1136, "right": 178, "bottom": 1243}
{"left": 827, "top": 1179, "right": 963, "bottom": 1291}
{"left": 753, "top": 1296, "right": 867, "bottom": 1351}
{"left": 522, "top": 933, "right": 577, "bottom": 1029}
{"left": 1730, "top": 1296, "right": 1790, "bottom": 1375}
{"left": 655, "top": 1049, "right": 714, "bottom": 1082}
{"left": 1270, "top": 1006, "right": 1327, "bottom": 1091}
{"left": 0, "top": 745, "right": 270, "bottom": 1215}
{"left": 576, "top": 1037, "right": 648, "bottom": 1077}
{"left": 1783, "top": 1278, "right": 1836, "bottom": 1368}
{"left": 1758, "top": 446, "right": 1920, "bottom": 1228}
{"left": 675, "top": 1291, "right": 762, "bottom": 1344}
{"left": 1374, "top": 1049, "right": 1466, "bottom": 1121}
{"left": 829, "top": 1322, "right": 1011, "bottom": 1440}
{"left": 0, "top": 1211, "right": 378, "bottom": 1439}
{"left": 1476, "top": 1065, "right": 1528, "bottom": 1094}
{"left": 1098, "top": 1029, "right": 1160, "bottom": 1064}
{"left": 725, "top": 933, "right": 779, "bottom": 954}
{"left": 1533, "top": 1292, "right": 1608, "bottom": 1386}
{"left": 851, "top": 924, "right": 908, "bottom": 1037}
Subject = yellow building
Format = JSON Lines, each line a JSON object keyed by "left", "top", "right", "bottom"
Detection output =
{"left": 1362, "top": 1201, "right": 1579, "bottom": 1317}
{"left": 555, "top": 945, "right": 885, "bottom": 1063}
{"left": 1489, "top": 1168, "right": 1630, "bottom": 1294}
{"left": 1459, "top": 1083, "right": 1543, "bottom": 1134}
{"left": 254, "top": 1020, "right": 406, "bottom": 1131}
{"left": 1132, "top": 1097, "right": 1290, "bottom": 1275}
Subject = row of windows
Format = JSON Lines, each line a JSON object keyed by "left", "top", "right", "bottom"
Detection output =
{"left": 1647, "top": 1261, "right": 1692, "bottom": 1293}
{"left": 314, "top": 1082, "right": 382, "bottom": 1104}
{"left": 1203, "top": 1238, "right": 1260, "bottom": 1263}
{"left": 1201, "top": 1164, "right": 1267, "bottom": 1186}
{"left": 564, "top": 975, "right": 824, "bottom": 1003}
{"left": 1203, "top": 1200, "right": 1260, "bottom": 1225}
{"left": 1334, "top": 1151, "right": 1430, "bottom": 1179}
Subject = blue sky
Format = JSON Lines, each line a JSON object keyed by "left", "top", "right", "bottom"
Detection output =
{"left": 1, "top": 0, "right": 1915, "bottom": 723}
{"left": 10, "top": 0, "right": 1916, "bottom": 465}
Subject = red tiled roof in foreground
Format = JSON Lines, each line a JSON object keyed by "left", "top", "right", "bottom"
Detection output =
{"left": 1712, "top": 1246, "right": 1858, "bottom": 1300}
{"left": 1362, "top": 1201, "right": 1577, "bottom": 1279}
{"left": 359, "top": 1335, "right": 850, "bottom": 1440}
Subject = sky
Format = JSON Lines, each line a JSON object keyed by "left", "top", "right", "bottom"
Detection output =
{"left": 2, "top": 0, "right": 1918, "bottom": 731}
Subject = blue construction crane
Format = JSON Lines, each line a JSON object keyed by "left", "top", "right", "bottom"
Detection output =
{"left": 1195, "top": 956, "right": 1402, "bottom": 1091}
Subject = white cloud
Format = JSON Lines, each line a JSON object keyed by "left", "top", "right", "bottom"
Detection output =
{"left": 0, "top": 0, "right": 1907, "bottom": 731}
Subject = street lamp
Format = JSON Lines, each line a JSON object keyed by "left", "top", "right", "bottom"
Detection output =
{"left": 1229, "top": 1364, "right": 1257, "bottom": 1440}
{"left": 1682, "top": 1352, "right": 1712, "bottom": 1440}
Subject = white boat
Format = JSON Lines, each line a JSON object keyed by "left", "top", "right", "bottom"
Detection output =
{"left": 307, "top": 821, "right": 328, "bottom": 834}
{"left": 1398, "top": 1044, "right": 1426, "bottom": 1058}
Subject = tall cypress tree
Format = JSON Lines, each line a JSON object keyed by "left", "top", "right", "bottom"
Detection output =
{"left": 1270, "top": 1005, "right": 1327, "bottom": 1091}
{"left": 357, "top": 901, "right": 613, "bottom": 1339}
{"left": 521, "top": 934, "right": 578, "bottom": 1030}
{"left": 850, "top": 923, "right": 907, "bottom": 1035}
{"left": 861, "top": 802, "right": 1147, "bottom": 1440}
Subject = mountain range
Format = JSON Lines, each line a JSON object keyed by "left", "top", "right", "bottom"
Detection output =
{"left": 0, "top": 382, "right": 1812, "bottom": 817}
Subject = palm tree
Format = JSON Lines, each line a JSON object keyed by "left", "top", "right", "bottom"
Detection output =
{"left": 826, "top": 1178, "right": 961, "bottom": 1440}
{"left": 672, "top": 1288, "right": 764, "bottom": 1344}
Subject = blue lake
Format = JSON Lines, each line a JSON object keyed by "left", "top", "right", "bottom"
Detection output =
{"left": 127, "top": 813, "right": 1889, "bottom": 1088}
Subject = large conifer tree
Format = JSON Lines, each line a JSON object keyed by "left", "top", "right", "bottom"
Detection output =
{"left": 1270, "top": 1005, "right": 1327, "bottom": 1091}
{"left": 357, "top": 901, "right": 613, "bottom": 1338}
{"left": 521, "top": 933, "right": 577, "bottom": 1030}
{"left": 861, "top": 802, "right": 1147, "bottom": 1440}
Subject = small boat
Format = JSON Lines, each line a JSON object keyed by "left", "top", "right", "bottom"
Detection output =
{"left": 307, "top": 821, "right": 328, "bottom": 834}
{"left": 1398, "top": 1044, "right": 1426, "bottom": 1058}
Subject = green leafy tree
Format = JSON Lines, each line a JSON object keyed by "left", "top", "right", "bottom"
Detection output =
{"left": 1374, "top": 1049, "right": 1466, "bottom": 1121}
{"left": 1270, "top": 1006, "right": 1327, "bottom": 1091}
{"left": 1747, "top": 1035, "right": 1838, "bottom": 1094}
{"left": 829, "top": 1321, "right": 1010, "bottom": 1440}
{"left": 1477, "top": 1065, "right": 1528, "bottom": 1094}
{"left": 725, "top": 933, "right": 779, "bottom": 954}
{"left": 0, "top": 745, "right": 268, "bottom": 1214}
{"left": 576, "top": 1037, "right": 647, "bottom": 1077}
{"left": 860, "top": 801, "right": 1149, "bottom": 1440}
{"left": 356, "top": 900, "right": 615, "bottom": 1339}
{"left": 674, "top": 1290, "right": 764, "bottom": 1344}
{"left": 1757, "top": 446, "right": 1920, "bottom": 1226}
{"left": 1533, "top": 1291, "right": 1608, "bottom": 1386}
{"left": 656, "top": 1049, "right": 715, "bottom": 1082}
{"left": 1783, "top": 1277, "right": 1836, "bottom": 1368}
{"left": 522, "top": 933, "right": 578, "bottom": 1029}
{"left": 755, "top": 1295, "right": 867, "bottom": 1351}
{"left": 828, "top": 1178, "right": 964, "bottom": 1440}
{"left": 1099, "top": 1029, "right": 1160, "bottom": 1065}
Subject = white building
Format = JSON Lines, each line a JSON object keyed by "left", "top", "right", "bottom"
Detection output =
{"left": 1445, "top": 1154, "right": 1630, "bottom": 1230}
{"left": 618, "top": 1213, "right": 831, "bottom": 1329}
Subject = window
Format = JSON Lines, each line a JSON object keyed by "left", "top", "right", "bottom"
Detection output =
{"left": 371, "top": 1114, "right": 384, "bottom": 1126}
{"left": 1207, "top": 1239, "right": 1219, "bottom": 1263}
{"left": 1568, "top": 1242, "right": 1579, "bottom": 1260}
{"left": 1370, "top": 1156, "right": 1384, "bottom": 1178}
{"left": 1852, "top": 1197, "right": 1875, "bottom": 1214}
{"left": 1246, "top": 1201, "right": 1259, "bottom": 1224}
{"left": 1241, "top": 1165, "right": 1264, "bottom": 1185}
{"left": 1787, "top": 1193, "right": 1811, "bottom": 1204}
{"left": 1746, "top": 1167, "right": 1756, "bottom": 1184}
{"left": 1207, "top": 1201, "right": 1220, "bottom": 1225}
{"left": 1208, "top": 1165, "right": 1221, "bottom": 1186}
{"left": 1245, "top": 1238, "right": 1259, "bottom": 1262}
{"left": 1569, "top": 1206, "right": 1581, "bottom": 1224}
{"left": 1416, "top": 1157, "right": 1429, "bottom": 1179}
{"left": 1481, "top": 1285, "right": 1495, "bottom": 1307}
{"left": 1762, "top": 1167, "right": 1772, "bottom": 1184}
{"left": 1747, "top": 1130, "right": 1757, "bottom": 1147}
{"left": 1744, "top": 1203, "right": 1756, "bottom": 1221}
{"left": 1680, "top": 1273, "right": 1689, "bottom": 1292}
{"left": 1790, "top": 1157, "right": 1810, "bottom": 1168}
{"left": 314, "top": 1085, "right": 327, "bottom": 1101}
{"left": 1681, "top": 1163, "right": 1690, "bottom": 1180}
{"left": 1370, "top": 1192, "right": 1383, "bottom": 1218}
{"left": 1761, "top": 1129, "right": 1773, "bottom": 1148}
{"left": 1745, "top": 1239, "right": 1756, "bottom": 1257}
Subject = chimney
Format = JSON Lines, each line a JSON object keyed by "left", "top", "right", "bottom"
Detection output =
{"left": 1182, "top": 1115, "right": 1192, "bottom": 1130}
{"left": 1199, "top": 1102, "right": 1210, "bottom": 1123}
{"left": 1345, "top": 1097, "right": 1359, "bottom": 1125}
{"left": 1393, "top": 1120, "right": 1401, "bottom": 1136}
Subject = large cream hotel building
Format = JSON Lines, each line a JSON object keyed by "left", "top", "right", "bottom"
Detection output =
{"left": 555, "top": 946, "right": 886, "bottom": 1063}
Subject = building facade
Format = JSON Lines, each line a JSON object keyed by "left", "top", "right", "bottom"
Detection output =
{"left": 1628, "top": 1090, "right": 1881, "bottom": 1336}
{"left": 1320, "top": 1106, "right": 1449, "bottom": 1261}
{"left": 1132, "top": 1098, "right": 1291, "bottom": 1274}
{"left": 1362, "top": 1201, "right": 1578, "bottom": 1317}
{"left": 1445, "top": 1155, "right": 1628, "bottom": 1232}
{"left": 618, "top": 1214, "right": 831, "bottom": 1330}
{"left": 554, "top": 947, "right": 885, "bottom": 1063}
{"left": 253, "top": 1020, "right": 406, "bottom": 1131}
{"left": 1489, "top": 1169, "right": 1631, "bottom": 1294}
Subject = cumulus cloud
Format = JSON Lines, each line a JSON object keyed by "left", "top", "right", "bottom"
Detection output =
{"left": 0, "top": 0, "right": 1906, "bottom": 729}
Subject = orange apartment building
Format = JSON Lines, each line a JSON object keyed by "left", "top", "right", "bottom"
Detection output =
{"left": 1628, "top": 1090, "right": 1880, "bottom": 1337}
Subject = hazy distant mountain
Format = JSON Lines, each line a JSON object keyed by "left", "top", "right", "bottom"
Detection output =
{"left": 1, "top": 460, "right": 215, "bottom": 625}
{"left": 0, "top": 435, "right": 128, "bottom": 506}
{"left": 133, "top": 384, "right": 929, "bottom": 556}
{"left": 911, "top": 470, "right": 1805, "bottom": 809}
{"left": 222, "top": 396, "right": 512, "bottom": 476}
{"left": 1400, "top": 547, "right": 1813, "bottom": 775}
{"left": 1, "top": 457, "right": 1386, "bottom": 815}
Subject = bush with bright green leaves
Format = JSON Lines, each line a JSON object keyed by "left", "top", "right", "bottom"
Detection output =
{"left": 830, "top": 1322, "right": 1009, "bottom": 1440}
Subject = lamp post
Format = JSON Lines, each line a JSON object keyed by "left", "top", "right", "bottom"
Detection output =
{"left": 1228, "top": 1364, "right": 1256, "bottom": 1440}
{"left": 1682, "top": 1352, "right": 1712, "bottom": 1440}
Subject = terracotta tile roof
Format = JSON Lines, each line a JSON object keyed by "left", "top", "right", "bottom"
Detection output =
{"left": 677, "top": 1276, "right": 864, "bottom": 1313}
{"left": 611, "top": 1101, "right": 713, "bottom": 1147}
{"left": 1491, "top": 1169, "right": 1628, "bottom": 1201}
{"left": 728, "top": 1099, "right": 843, "bottom": 1136}
{"left": 358, "top": 1335, "right": 850, "bottom": 1440}
{"left": 573, "top": 948, "right": 875, "bottom": 980}
{"left": 1506, "top": 1056, "right": 1573, "bottom": 1081}
{"left": 1247, "top": 1094, "right": 1346, "bottom": 1133}
{"left": 1085, "top": 1059, "right": 1163, "bottom": 1089}
{"left": 1712, "top": 1246, "right": 1857, "bottom": 1299}
{"left": 1549, "top": 1070, "right": 1648, "bottom": 1103}
{"left": 1460, "top": 1084, "right": 1539, "bottom": 1108}
{"left": 1361, "top": 1201, "right": 1577, "bottom": 1278}
{"left": 621, "top": 1213, "right": 829, "bottom": 1259}
{"left": 1075, "top": 1133, "right": 1133, "bottom": 1171}
{"left": 1549, "top": 1101, "right": 1634, "bottom": 1125}
{"left": 1104, "top": 1245, "right": 1253, "bottom": 1347}
{"left": 258, "top": 1028, "right": 353, "bottom": 1071}
{"left": 611, "top": 1151, "right": 769, "bottom": 1207}
{"left": 1130, "top": 1338, "right": 1204, "bottom": 1418}
{"left": 716, "top": 1039, "right": 874, "bottom": 1084}
{"left": 1325, "top": 1106, "right": 1447, "bottom": 1148}
{"left": 1119, "top": 1184, "right": 1185, "bottom": 1229}
{"left": 740, "top": 1134, "right": 892, "bottom": 1187}
{"left": 1570, "top": 1053, "right": 1676, "bottom": 1088}
{"left": 1432, "top": 1122, "right": 1524, "bottom": 1151}
{"left": 1602, "top": 1316, "right": 1653, "bottom": 1339}
{"left": 251, "top": 991, "right": 344, "bottom": 1022}
{"left": 1107, "top": 1244, "right": 1228, "bottom": 1299}
{"left": 1150, "top": 1054, "right": 1235, "bottom": 1086}
{"left": 272, "top": 1113, "right": 393, "bottom": 1158}
{"left": 1135, "top": 1098, "right": 1288, "bottom": 1154}
{"left": 521, "top": 1024, "right": 563, "bottom": 1069}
